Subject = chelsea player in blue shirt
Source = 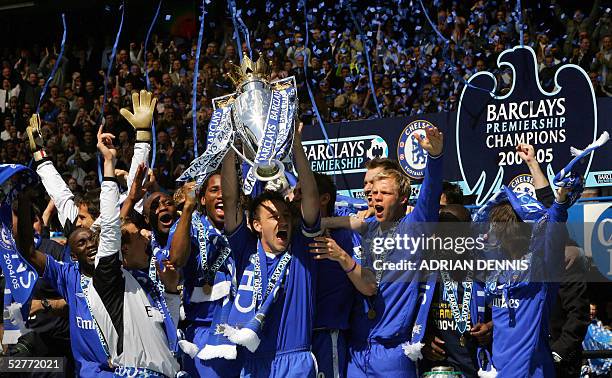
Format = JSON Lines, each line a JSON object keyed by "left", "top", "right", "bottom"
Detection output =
{"left": 321, "top": 126, "right": 444, "bottom": 377}
{"left": 15, "top": 142, "right": 117, "bottom": 377}
{"left": 295, "top": 172, "right": 376, "bottom": 378}
{"left": 485, "top": 180, "right": 577, "bottom": 378}
{"left": 220, "top": 126, "right": 321, "bottom": 378}
{"left": 167, "top": 173, "right": 241, "bottom": 377}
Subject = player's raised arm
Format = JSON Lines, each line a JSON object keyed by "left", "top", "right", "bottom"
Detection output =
{"left": 93, "top": 124, "right": 121, "bottom": 266}
{"left": 15, "top": 188, "right": 47, "bottom": 275}
{"left": 222, "top": 149, "right": 242, "bottom": 234}
{"left": 27, "top": 114, "right": 79, "bottom": 232}
{"left": 516, "top": 143, "right": 549, "bottom": 190}
{"left": 409, "top": 126, "right": 444, "bottom": 223}
{"left": 292, "top": 124, "right": 319, "bottom": 227}
{"left": 119, "top": 90, "right": 156, "bottom": 213}
{"left": 168, "top": 181, "right": 197, "bottom": 268}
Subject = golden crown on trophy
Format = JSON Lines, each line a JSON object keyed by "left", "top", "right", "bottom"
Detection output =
{"left": 225, "top": 52, "right": 271, "bottom": 86}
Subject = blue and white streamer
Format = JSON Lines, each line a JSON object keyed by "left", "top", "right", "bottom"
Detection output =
{"left": 192, "top": 0, "right": 206, "bottom": 157}
{"left": 234, "top": 8, "right": 252, "bottom": 60}
{"left": 37, "top": 14, "right": 67, "bottom": 114}
{"left": 227, "top": 0, "right": 243, "bottom": 64}
{"left": 98, "top": 1, "right": 125, "bottom": 184}
{"left": 346, "top": 4, "right": 383, "bottom": 118}
{"left": 177, "top": 106, "right": 233, "bottom": 187}
{"left": 101, "top": 1, "right": 125, "bottom": 123}
{"left": 300, "top": 1, "right": 334, "bottom": 159}
{"left": 516, "top": 0, "right": 524, "bottom": 47}
{"left": 145, "top": 0, "right": 163, "bottom": 168}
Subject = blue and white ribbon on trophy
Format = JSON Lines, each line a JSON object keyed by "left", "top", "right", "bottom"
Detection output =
{"left": 242, "top": 87, "right": 297, "bottom": 195}
{"left": 177, "top": 106, "right": 234, "bottom": 187}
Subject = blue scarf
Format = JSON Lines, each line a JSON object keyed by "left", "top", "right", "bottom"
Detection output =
{"left": 401, "top": 271, "right": 437, "bottom": 361}
{"left": 402, "top": 271, "right": 488, "bottom": 363}
{"left": 149, "top": 221, "right": 178, "bottom": 293}
{"left": 0, "top": 164, "right": 39, "bottom": 336}
{"left": 219, "top": 241, "right": 292, "bottom": 353}
{"left": 554, "top": 131, "right": 608, "bottom": 205}
{"left": 192, "top": 214, "right": 236, "bottom": 360}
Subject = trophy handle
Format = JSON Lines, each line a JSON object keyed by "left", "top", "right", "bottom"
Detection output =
{"left": 229, "top": 144, "right": 254, "bottom": 166}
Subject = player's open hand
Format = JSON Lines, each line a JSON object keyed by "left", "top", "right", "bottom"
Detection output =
{"left": 415, "top": 126, "right": 443, "bottom": 156}
{"left": 119, "top": 90, "right": 157, "bottom": 135}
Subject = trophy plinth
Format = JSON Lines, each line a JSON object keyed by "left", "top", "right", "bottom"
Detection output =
{"left": 253, "top": 160, "right": 285, "bottom": 182}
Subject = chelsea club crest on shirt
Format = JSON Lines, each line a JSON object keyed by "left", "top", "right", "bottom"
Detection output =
{"left": 398, "top": 120, "right": 434, "bottom": 179}
{"left": 508, "top": 174, "right": 537, "bottom": 199}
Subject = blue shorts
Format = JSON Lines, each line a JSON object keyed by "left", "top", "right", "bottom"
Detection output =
{"left": 182, "top": 323, "right": 242, "bottom": 378}
{"left": 242, "top": 350, "right": 316, "bottom": 378}
{"left": 312, "top": 329, "right": 348, "bottom": 378}
{"left": 348, "top": 340, "right": 417, "bottom": 378}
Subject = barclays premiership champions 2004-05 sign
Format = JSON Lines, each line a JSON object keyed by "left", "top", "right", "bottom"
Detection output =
{"left": 301, "top": 45, "right": 609, "bottom": 203}
{"left": 301, "top": 45, "right": 611, "bottom": 279}
{"left": 456, "top": 45, "right": 598, "bottom": 204}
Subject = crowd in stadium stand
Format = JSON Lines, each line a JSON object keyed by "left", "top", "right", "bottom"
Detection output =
{"left": 0, "top": 0, "right": 611, "bottom": 191}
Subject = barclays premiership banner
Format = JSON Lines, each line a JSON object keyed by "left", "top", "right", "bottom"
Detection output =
{"left": 302, "top": 46, "right": 611, "bottom": 204}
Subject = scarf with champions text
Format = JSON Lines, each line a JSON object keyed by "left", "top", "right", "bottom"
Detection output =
{"left": 0, "top": 164, "right": 40, "bottom": 342}
{"left": 176, "top": 213, "right": 237, "bottom": 361}
{"left": 216, "top": 239, "right": 293, "bottom": 353}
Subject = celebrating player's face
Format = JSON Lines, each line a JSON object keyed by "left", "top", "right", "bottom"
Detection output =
{"left": 69, "top": 228, "right": 97, "bottom": 268}
{"left": 76, "top": 204, "right": 95, "bottom": 229}
{"left": 253, "top": 199, "right": 292, "bottom": 254}
{"left": 363, "top": 167, "right": 383, "bottom": 207}
{"left": 202, "top": 174, "right": 224, "bottom": 229}
{"left": 152, "top": 194, "right": 177, "bottom": 234}
{"left": 121, "top": 223, "right": 151, "bottom": 270}
{"left": 371, "top": 178, "right": 403, "bottom": 222}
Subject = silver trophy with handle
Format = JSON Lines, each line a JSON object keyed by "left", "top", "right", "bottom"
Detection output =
{"left": 212, "top": 53, "right": 298, "bottom": 194}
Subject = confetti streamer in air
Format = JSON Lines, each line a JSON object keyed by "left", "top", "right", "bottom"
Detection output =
{"left": 37, "top": 13, "right": 67, "bottom": 114}
{"left": 145, "top": 0, "right": 163, "bottom": 168}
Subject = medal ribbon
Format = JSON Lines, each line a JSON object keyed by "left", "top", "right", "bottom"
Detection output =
{"left": 80, "top": 274, "right": 112, "bottom": 359}
{"left": 366, "top": 223, "right": 399, "bottom": 316}
{"left": 440, "top": 271, "right": 473, "bottom": 334}
{"left": 149, "top": 231, "right": 167, "bottom": 292}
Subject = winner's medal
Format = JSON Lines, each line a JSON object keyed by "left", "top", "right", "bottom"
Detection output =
{"left": 367, "top": 308, "right": 377, "bottom": 320}
{"left": 441, "top": 271, "right": 473, "bottom": 345}
{"left": 202, "top": 283, "right": 212, "bottom": 295}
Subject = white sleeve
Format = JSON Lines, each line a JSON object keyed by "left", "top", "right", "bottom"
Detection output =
{"left": 162, "top": 292, "right": 181, "bottom": 329}
{"left": 36, "top": 160, "right": 79, "bottom": 228}
{"left": 95, "top": 181, "right": 121, "bottom": 265}
{"left": 122, "top": 142, "right": 151, "bottom": 214}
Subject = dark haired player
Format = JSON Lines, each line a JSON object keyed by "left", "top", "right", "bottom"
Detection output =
{"left": 220, "top": 127, "right": 321, "bottom": 377}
